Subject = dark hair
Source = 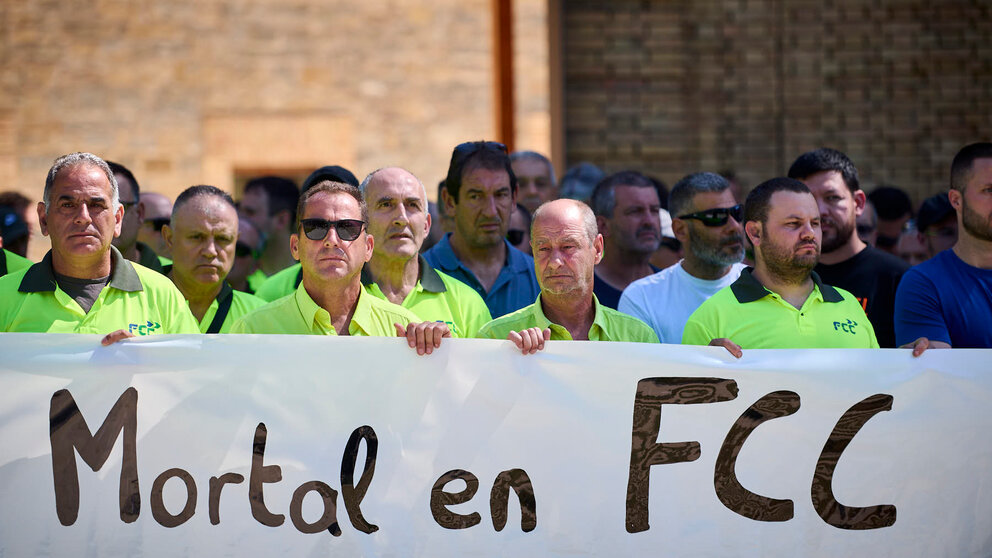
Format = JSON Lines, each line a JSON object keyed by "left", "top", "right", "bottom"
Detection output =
{"left": 444, "top": 141, "right": 517, "bottom": 203}
{"left": 787, "top": 148, "right": 860, "bottom": 193}
{"left": 589, "top": 170, "right": 656, "bottom": 217}
{"left": 106, "top": 160, "right": 140, "bottom": 198}
{"left": 296, "top": 181, "right": 367, "bottom": 229}
{"left": 950, "top": 142, "right": 992, "bottom": 192}
{"left": 669, "top": 172, "right": 731, "bottom": 218}
{"left": 172, "top": 185, "right": 236, "bottom": 219}
{"left": 743, "top": 177, "right": 811, "bottom": 225}
{"left": 867, "top": 185, "right": 913, "bottom": 219}
{"left": 302, "top": 165, "right": 359, "bottom": 191}
{"left": 244, "top": 175, "right": 300, "bottom": 224}
{"left": 509, "top": 151, "right": 556, "bottom": 184}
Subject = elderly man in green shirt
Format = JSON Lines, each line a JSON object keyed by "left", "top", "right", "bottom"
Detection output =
{"left": 232, "top": 181, "right": 451, "bottom": 354}
{"left": 360, "top": 167, "right": 491, "bottom": 338}
{"left": 0, "top": 152, "right": 198, "bottom": 343}
{"left": 477, "top": 198, "right": 658, "bottom": 353}
{"left": 162, "top": 185, "right": 266, "bottom": 333}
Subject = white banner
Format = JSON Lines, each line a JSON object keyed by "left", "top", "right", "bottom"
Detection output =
{"left": 0, "top": 334, "right": 990, "bottom": 557}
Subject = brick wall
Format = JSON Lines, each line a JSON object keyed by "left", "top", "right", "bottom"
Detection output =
{"left": 560, "top": 0, "right": 992, "bottom": 203}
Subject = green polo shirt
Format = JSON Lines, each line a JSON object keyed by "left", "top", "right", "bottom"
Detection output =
{"left": 136, "top": 242, "right": 167, "bottom": 274}
{"left": 0, "top": 247, "right": 199, "bottom": 335}
{"left": 682, "top": 268, "right": 879, "bottom": 349}
{"left": 1, "top": 248, "right": 32, "bottom": 278}
{"left": 254, "top": 263, "right": 302, "bottom": 301}
{"left": 196, "top": 282, "right": 267, "bottom": 334}
{"left": 246, "top": 268, "right": 269, "bottom": 294}
{"left": 476, "top": 294, "right": 659, "bottom": 343}
{"left": 362, "top": 257, "right": 492, "bottom": 338}
{"left": 231, "top": 281, "right": 420, "bottom": 335}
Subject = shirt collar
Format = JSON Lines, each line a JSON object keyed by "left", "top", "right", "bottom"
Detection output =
{"left": 535, "top": 293, "right": 609, "bottom": 340}
{"left": 432, "top": 233, "right": 526, "bottom": 276}
{"left": 19, "top": 246, "right": 143, "bottom": 293}
{"left": 294, "top": 282, "right": 333, "bottom": 333}
{"left": 360, "top": 255, "right": 447, "bottom": 294}
{"left": 730, "top": 267, "right": 843, "bottom": 304}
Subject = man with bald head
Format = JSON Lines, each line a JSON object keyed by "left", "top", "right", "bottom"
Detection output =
{"left": 137, "top": 191, "right": 173, "bottom": 259}
{"left": 477, "top": 199, "right": 658, "bottom": 353}
{"left": 0, "top": 152, "right": 197, "bottom": 342}
{"left": 163, "top": 185, "right": 266, "bottom": 333}
{"left": 360, "top": 167, "right": 491, "bottom": 338}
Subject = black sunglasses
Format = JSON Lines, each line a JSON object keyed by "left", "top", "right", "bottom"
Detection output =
{"left": 507, "top": 229, "right": 526, "bottom": 245}
{"left": 678, "top": 204, "right": 743, "bottom": 227}
{"left": 235, "top": 242, "right": 258, "bottom": 259}
{"left": 146, "top": 217, "right": 171, "bottom": 232}
{"left": 300, "top": 218, "right": 366, "bottom": 242}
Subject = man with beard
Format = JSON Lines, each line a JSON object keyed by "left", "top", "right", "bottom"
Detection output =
{"left": 589, "top": 171, "right": 663, "bottom": 308}
{"left": 423, "top": 141, "right": 539, "bottom": 319}
{"left": 682, "top": 177, "right": 879, "bottom": 354}
{"left": 477, "top": 199, "right": 658, "bottom": 354}
{"left": 619, "top": 173, "right": 746, "bottom": 343}
{"left": 895, "top": 142, "right": 992, "bottom": 348}
{"left": 787, "top": 148, "right": 909, "bottom": 347}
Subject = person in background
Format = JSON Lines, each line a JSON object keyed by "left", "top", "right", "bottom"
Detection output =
{"left": 477, "top": 199, "right": 658, "bottom": 353}
{"left": 915, "top": 192, "right": 958, "bottom": 259}
{"left": 558, "top": 162, "right": 604, "bottom": 204}
{"left": 0, "top": 191, "right": 35, "bottom": 257}
{"left": 107, "top": 161, "right": 168, "bottom": 273}
{"left": 227, "top": 218, "right": 264, "bottom": 294}
{"left": 163, "top": 185, "right": 266, "bottom": 333}
{"left": 788, "top": 148, "right": 909, "bottom": 348}
{"left": 896, "top": 224, "right": 930, "bottom": 266}
{"left": 423, "top": 141, "right": 539, "bottom": 319}
{"left": 649, "top": 208, "right": 683, "bottom": 271}
{"left": 590, "top": 171, "right": 662, "bottom": 309}
{"left": 620, "top": 172, "right": 746, "bottom": 343}
{"left": 508, "top": 203, "right": 532, "bottom": 255}
{"left": 239, "top": 175, "right": 299, "bottom": 278}
{"left": 137, "top": 192, "right": 173, "bottom": 259}
{"left": 1, "top": 206, "right": 32, "bottom": 277}
{"left": 868, "top": 185, "right": 914, "bottom": 254}
{"left": 856, "top": 199, "right": 878, "bottom": 246}
{"left": 510, "top": 150, "right": 557, "bottom": 215}
{"left": 895, "top": 142, "right": 992, "bottom": 348}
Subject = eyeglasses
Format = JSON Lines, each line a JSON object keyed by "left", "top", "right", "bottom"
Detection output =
{"left": 678, "top": 204, "right": 743, "bottom": 227}
{"left": 235, "top": 242, "right": 258, "bottom": 259}
{"left": 507, "top": 229, "right": 526, "bottom": 245}
{"left": 300, "top": 218, "right": 366, "bottom": 242}
{"left": 146, "top": 217, "right": 170, "bottom": 232}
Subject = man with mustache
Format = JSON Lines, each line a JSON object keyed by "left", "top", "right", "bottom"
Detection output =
{"left": 619, "top": 172, "right": 746, "bottom": 343}
{"left": 895, "top": 142, "right": 992, "bottom": 348}
{"left": 423, "top": 141, "right": 539, "bottom": 319}
{"left": 0, "top": 152, "right": 197, "bottom": 341}
{"left": 589, "top": 171, "right": 663, "bottom": 309}
{"left": 682, "top": 177, "right": 879, "bottom": 353}
{"left": 162, "top": 185, "right": 266, "bottom": 333}
{"left": 477, "top": 199, "right": 658, "bottom": 354}
{"left": 787, "top": 148, "right": 909, "bottom": 347}
{"left": 360, "top": 167, "right": 491, "bottom": 338}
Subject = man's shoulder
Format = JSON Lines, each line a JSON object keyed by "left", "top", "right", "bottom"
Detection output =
{"left": 231, "top": 292, "right": 297, "bottom": 330}
{"left": 231, "top": 289, "right": 268, "bottom": 311}
{"left": 365, "top": 291, "right": 420, "bottom": 322}
{"left": 477, "top": 303, "right": 538, "bottom": 338}
{"left": 436, "top": 270, "right": 487, "bottom": 304}
{"left": 255, "top": 263, "right": 302, "bottom": 301}
{"left": 598, "top": 305, "right": 659, "bottom": 342}
{"left": 857, "top": 246, "right": 911, "bottom": 274}
{"left": 689, "top": 282, "right": 741, "bottom": 315}
{"left": 129, "top": 262, "right": 183, "bottom": 296}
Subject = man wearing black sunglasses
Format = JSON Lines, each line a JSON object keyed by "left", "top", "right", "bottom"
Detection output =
{"left": 619, "top": 172, "right": 746, "bottom": 343}
{"left": 423, "top": 141, "right": 540, "bottom": 319}
{"left": 788, "top": 148, "right": 909, "bottom": 348}
{"left": 107, "top": 161, "right": 168, "bottom": 274}
{"left": 232, "top": 181, "right": 451, "bottom": 354}
{"left": 360, "top": 167, "right": 492, "bottom": 338}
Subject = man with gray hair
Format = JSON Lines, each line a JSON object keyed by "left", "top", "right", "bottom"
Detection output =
{"left": 477, "top": 199, "right": 658, "bottom": 354}
{"left": 510, "top": 150, "right": 557, "bottom": 214}
{"left": 360, "top": 167, "right": 492, "bottom": 338}
{"left": 590, "top": 171, "right": 663, "bottom": 308}
{"left": 0, "top": 152, "right": 197, "bottom": 342}
{"left": 619, "top": 172, "right": 746, "bottom": 343}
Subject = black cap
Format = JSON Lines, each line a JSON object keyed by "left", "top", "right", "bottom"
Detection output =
{"left": 916, "top": 193, "right": 954, "bottom": 233}
{"left": 0, "top": 206, "right": 28, "bottom": 242}
{"left": 301, "top": 165, "right": 359, "bottom": 191}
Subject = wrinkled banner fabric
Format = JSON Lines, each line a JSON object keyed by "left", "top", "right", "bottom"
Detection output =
{"left": 0, "top": 333, "right": 990, "bottom": 557}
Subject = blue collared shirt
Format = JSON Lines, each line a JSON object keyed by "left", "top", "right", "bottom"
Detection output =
{"left": 423, "top": 233, "right": 540, "bottom": 319}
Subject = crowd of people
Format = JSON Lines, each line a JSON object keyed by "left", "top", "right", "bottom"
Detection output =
{"left": 1, "top": 141, "right": 990, "bottom": 354}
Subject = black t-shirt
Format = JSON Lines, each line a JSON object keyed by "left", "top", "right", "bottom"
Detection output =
{"left": 815, "top": 246, "right": 910, "bottom": 348}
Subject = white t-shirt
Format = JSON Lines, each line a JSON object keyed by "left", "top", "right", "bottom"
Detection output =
{"left": 618, "top": 261, "right": 746, "bottom": 344}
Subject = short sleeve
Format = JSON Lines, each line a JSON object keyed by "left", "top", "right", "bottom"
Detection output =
{"left": 893, "top": 267, "right": 949, "bottom": 346}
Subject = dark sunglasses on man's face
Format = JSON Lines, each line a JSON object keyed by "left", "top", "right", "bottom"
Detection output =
{"left": 146, "top": 217, "right": 171, "bottom": 232}
{"left": 235, "top": 242, "right": 258, "bottom": 259}
{"left": 300, "top": 218, "right": 366, "bottom": 242}
{"left": 678, "top": 204, "right": 744, "bottom": 227}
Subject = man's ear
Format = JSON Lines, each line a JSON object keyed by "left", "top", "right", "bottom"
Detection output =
{"left": 37, "top": 202, "right": 49, "bottom": 236}
{"left": 162, "top": 224, "right": 173, "bottom": 250}
{"left": 593, "top": 233, "right": 605, "bottom": 264}
{"left": 290, "top": 233, "right": 300, "bottom": 261}
{"left": 442, "top": 187, "right": 456, "bottom": 216}
{"left": 672, "top": 217, "right": 689, "bottom": 244}
{"left": 948, "top": 189, "right": 962, "bottom": 211}
{"left": 744, "top": 221, "right": 761, "bottom": 247}
{"left": 364, "top": 232, "right": 374, "bottom": 263}
{"left": 853, "top": 189, "right": 867, "bottom": 217}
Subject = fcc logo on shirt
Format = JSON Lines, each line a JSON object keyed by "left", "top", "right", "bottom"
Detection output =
{"left": 128, "top": 321, "right": 162, "bottom": 335}
{"left": 832, "top": 319, "right": 859, "bottom": 335}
